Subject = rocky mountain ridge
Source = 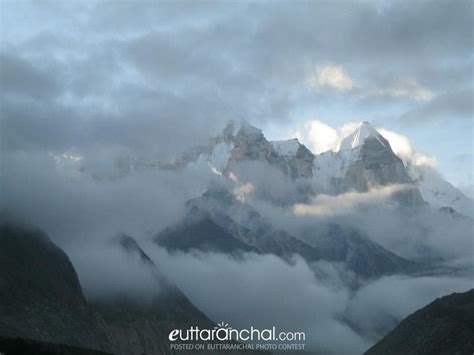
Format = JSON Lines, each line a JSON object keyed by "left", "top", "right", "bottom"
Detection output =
{"left": 74, "top": 120, "right": 472, "bottom": 216}
{"left": 168, "top": 120, "right": 470, "bottom": 215}
{"left": 156, "top": 187, "right": 420, "bottom": 279}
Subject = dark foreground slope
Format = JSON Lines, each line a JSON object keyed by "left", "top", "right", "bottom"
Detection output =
{"left": 0, "top": 223, "right": 263, "bottom": 354}
{"left": 0, "top": 336, "right": 111, "bottom": 355}
{"left": 365, "top": 289, "right": 474, "bottom": 355}
{"left": 0, "top": 223, "right": 114, "bottom": 352}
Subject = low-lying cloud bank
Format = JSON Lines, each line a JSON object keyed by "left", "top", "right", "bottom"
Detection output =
{"left": 66, "top": 235, "right": 472, "bottom": 352}
{"left": 140, "top": 246, "right": 472, "bottom": 352}
{"left": 0, "top": 150, "right": 216, "bottom": 246}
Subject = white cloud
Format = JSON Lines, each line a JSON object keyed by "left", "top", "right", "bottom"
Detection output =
{"left": 289, "top": 120, "right": 360, "bottom": 154}
{"left": 339, "top": 121, "right": 359, "bottom": 139}
{"left": 388, "top": 79, "right": 434, "bottom": 101}
{"left": 290, "top": 120, "right": 340, "bottom": 154}
{"left": 233, "top": 182, "right": 255, "bottom": 203}
{"left": 378, "top": 128, "right": 437, "bottom": 167}
{"left": 293, "top": 184, "right": 414, "bottom": 217}
{"left": 228, "top": 171, "right": 256, "bottom": 203}
{"left": 307, "top": 65, "right": 355, "bottom": 91}
{"left": 307, "top": 66, "right": 431, "bottom": 102}
{"left": 305, "top": 63, "right": 433, "bottom": 102}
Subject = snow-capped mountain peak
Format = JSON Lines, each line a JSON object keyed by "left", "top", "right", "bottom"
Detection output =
{"left": 335, "top": 121, "right": 389, "bottom": 152}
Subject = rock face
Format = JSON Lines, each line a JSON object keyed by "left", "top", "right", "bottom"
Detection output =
{"left": 337, "top": 124, "right": 412, "bottom": 191}
{"left": 300, "top": 224, "right": 419, "bottom": 278}
{"left": 168, "top": 120, "right": 430, "bottom": 208}
{"left": 166, "top": 120, "right": 315, "bottom": 180}
{"left": 157, "top": 214, "right": 260, "bottom": 255}
{"left": 271, "top": 139, "right": 315, "bottom": 179}
{"left": 157, "top": 188, "right": 321, "bottom": 262}
{"left": 227, "top": 121, "right": 273, "bottom": 165}
{"left": 317, "top": 122, "right": 425, "bottom": 207}
{"left": 225, "top": 121, "right": 315, "bottom": 179}
{"left": 156, "top": 188, "right": 419, "bottom": 279}
{"left": 0, "top": 223, "right": 114, "bottom": 352}
{"left": 365, "top": 289, "right": 474, "bottom": 355}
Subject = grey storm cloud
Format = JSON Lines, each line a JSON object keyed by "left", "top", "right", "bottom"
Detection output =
{"left": 1, "top": 0, "right": 473, "bottom": 161}
{"left": 401, "top": 88, "right": 474, "bottom": 124}
{"left": 0, "top": 52, "right": 61, "bottom": 99}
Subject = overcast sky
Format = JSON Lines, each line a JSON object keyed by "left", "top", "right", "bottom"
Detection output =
{"left": 1, "top": 0, "right": 473, "bottom": 190}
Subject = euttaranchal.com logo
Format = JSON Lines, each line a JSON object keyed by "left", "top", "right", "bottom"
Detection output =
{"left": 168, "top": 322, "right": 306, "bottom": 352}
